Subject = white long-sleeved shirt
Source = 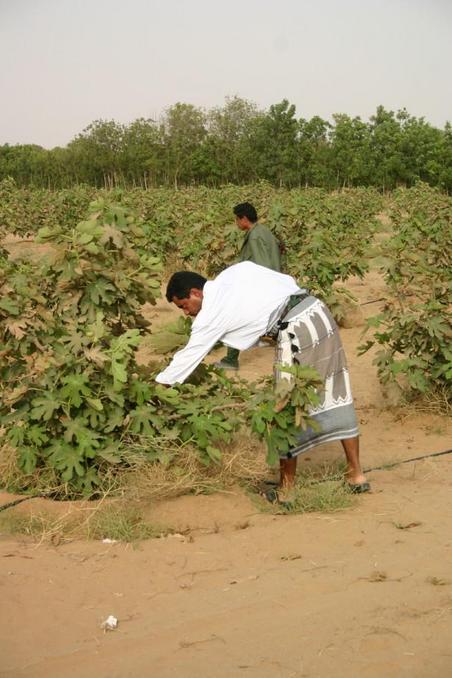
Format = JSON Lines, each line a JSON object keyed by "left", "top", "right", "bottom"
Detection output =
{"left": 155, "top": 262, "right": 302, "bottom": 385}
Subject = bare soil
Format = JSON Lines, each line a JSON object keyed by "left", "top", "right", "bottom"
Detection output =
{"left": 1, "top": 271, "right": 451, "bottom": 677}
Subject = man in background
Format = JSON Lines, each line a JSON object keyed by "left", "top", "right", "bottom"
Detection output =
{"left": 216, "top": 202, "right": 282, "bottom": 370}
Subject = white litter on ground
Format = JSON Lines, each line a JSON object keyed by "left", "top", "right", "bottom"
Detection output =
{"left": 101, "top": 615, "right": 118, "bottom": 631}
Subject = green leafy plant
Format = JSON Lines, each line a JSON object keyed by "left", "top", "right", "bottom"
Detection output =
{"left": 0, "top": 201, "right": 163, "bottom": 494}
{"left": 1, "top": 201, "right": 272, "bottom": 497}
{"left": 148, "top": 316, "right": 192, "bottom": 354}
{"left": 250, "top": 364, "right": 323, "bottom": 465}
{"left": 360, "top": 184, "right": 452, "bottom": 403}
{"left": 5, "top": 183, "right": 448, "bottom": 500}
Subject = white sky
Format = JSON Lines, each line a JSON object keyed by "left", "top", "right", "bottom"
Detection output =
{"left": 1, "top": 0, "right": 451, "bottom": 148}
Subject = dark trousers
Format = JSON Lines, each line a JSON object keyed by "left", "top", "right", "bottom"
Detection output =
{"left": 225, "top": 346, "right": 240, "bottom": 365}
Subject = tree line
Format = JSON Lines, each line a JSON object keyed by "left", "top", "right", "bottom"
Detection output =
{"left": 1, "top": 98, "right": 451, "bottom": 191}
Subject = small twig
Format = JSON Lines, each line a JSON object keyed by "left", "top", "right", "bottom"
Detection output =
{"left": 179, "top": 634, "right": 226, "bottom": 649}
{"left": 175, "top": 566, "right": 229, "bottom": 580}
{"left": 360, "top": 297, "right": 386, "bottom": 306}
{"left": 209, "top": 403, "right": 246, "bottom": 414}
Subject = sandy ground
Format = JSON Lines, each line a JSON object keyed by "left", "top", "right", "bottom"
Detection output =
{"left": 1, "top": 272, "right": 452, "bottom": 678}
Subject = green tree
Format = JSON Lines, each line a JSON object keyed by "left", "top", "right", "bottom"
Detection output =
{"left": 298, "top": 116, "right": 333, "bottom": 187}
{"left": 438, "top": 122, "right": 452, "bottom": 192}
{"left": 398, "top": 113, "right": 444, "bottom": 186}
{"left": 204, "top": 96, "right": 263, "bottom": 183}
{"left": 329, "top": 114, "right": 372, "bottom": 187}
{"left": 0, "top": 144, "right": 49, "bottom": 187}
{"left": 161, "top": 103, "right": 206, "bottom": 188}
{"left": 67, "top": 120, "right": 125, "bottom": 187}
{"left": 120, "top": 118, "right": 162, "bottom": 187}
{"left": 368, "top": 106, "right": 405, "bottom": 190}
{"left": 252, "top": 99, "right": 300, "bottom": 186}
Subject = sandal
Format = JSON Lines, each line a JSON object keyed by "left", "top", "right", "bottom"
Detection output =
{"left": 260, "top": 487, "right": 295, "bottom": 510}
{"left": 261, "top": 487, "right": 280, "bottom": 504}
{"left": 347, "top": 481, "right": 371, "bottom": 494}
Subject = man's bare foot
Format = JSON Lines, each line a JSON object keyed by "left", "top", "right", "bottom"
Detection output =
{"left": 345, "top": 472, "right": 371, "bottom": 493}
{"left": 345, "top": 471, "right": 367, "bottom": 486}
{"left": 276, "top": 484, "right": 297, "bottom": 505}
{"left": 340, "top": 437, "right": 369, "bottom": 491}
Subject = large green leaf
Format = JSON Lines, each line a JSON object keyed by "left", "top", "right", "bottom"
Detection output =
{"left": 46, "top": 441, "right": 86, "bottom": 481}
{"left": 62, "top": 417, "right": 101, "bottom": 455}
{"left": 60, "top": 373, "right": 92, "bottom": 407}
{"left": 0, "top": 298, "right": 20, "bottom": 315}
{"left": 18, "top": 446, "right": 38, "bottom": 474}
{"left": 30, "top": 394, "right": 61, "bottom": 421}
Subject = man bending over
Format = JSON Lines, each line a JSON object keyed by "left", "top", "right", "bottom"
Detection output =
{"left": 156, "top": 261, "right": 370, "bottom": 498}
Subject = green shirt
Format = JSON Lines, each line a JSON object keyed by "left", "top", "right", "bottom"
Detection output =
{"left": 239, "top": 223, "right": 281, "bottom": 272}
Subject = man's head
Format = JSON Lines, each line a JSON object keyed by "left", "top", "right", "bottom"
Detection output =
{"left": 166, "top": 271, "right": 207, "bottom": 316}
{"left": 233, "top": 202, "right": 258, "bottom": 231}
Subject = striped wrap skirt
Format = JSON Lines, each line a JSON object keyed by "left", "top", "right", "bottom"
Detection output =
{"left": 274, "top": 295, "right": 359, "bottom": 459}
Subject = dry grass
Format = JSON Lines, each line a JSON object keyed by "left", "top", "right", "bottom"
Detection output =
{"left": 0, "top": 497, "right": 171, "bottom": 544}
{"left": 118, "top": 434, "right": 268, "bottom": 501}
{"left": 1, "top": 433, "right": 268, "bottom": 505}
{"left": 1, "top": 435, "right": 358, "bottom": 535}
{"left": 411, "top": 388, "right": 451, "bottom": 417}
{"left": 87, "top": 503, "right": 170, "bottom": 541}
{"left": 390, "top": 393, "right": 451, "bottom": 426}
{"left": 0, "top": 443, "right": 68, "bottom": 498}
{"left": 0, "top": 443, "right": 20, "bottom": 488}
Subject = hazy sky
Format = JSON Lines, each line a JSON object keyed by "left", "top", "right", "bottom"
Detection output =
{"left": 1, "top": 0, "right": 451, "bottom": 148}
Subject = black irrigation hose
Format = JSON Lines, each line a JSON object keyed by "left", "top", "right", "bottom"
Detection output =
{"left": 0, "top": 497, "right": 34, "bottom": 513}
{"left": 311, "top": 447, "right": 452, "bottom": 485}
{"left": 363, "top": 447, "right": 452, "bottom": 474}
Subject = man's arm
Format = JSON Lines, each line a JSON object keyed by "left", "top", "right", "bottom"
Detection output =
{"left": 155, "top": 320, "right": 226, "bottom": 385}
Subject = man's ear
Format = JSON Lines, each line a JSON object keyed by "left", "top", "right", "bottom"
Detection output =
{"left": 190, "top": 288, "right": 203, "bottom": 299}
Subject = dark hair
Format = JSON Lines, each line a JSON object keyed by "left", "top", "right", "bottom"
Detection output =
{"left": 166, "top": 271, "right": 207, "bottom": 302}
{"left": 233, "top": 202, "right": 258, "bottom": 223}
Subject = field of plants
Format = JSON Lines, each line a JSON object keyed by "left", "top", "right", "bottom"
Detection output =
{"left": 0, "top": 180, "right": 450, "bottom": 500}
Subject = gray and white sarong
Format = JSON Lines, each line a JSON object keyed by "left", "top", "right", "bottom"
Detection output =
{"left": 275, "top": 295, "right": 359, "bottom": 459}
